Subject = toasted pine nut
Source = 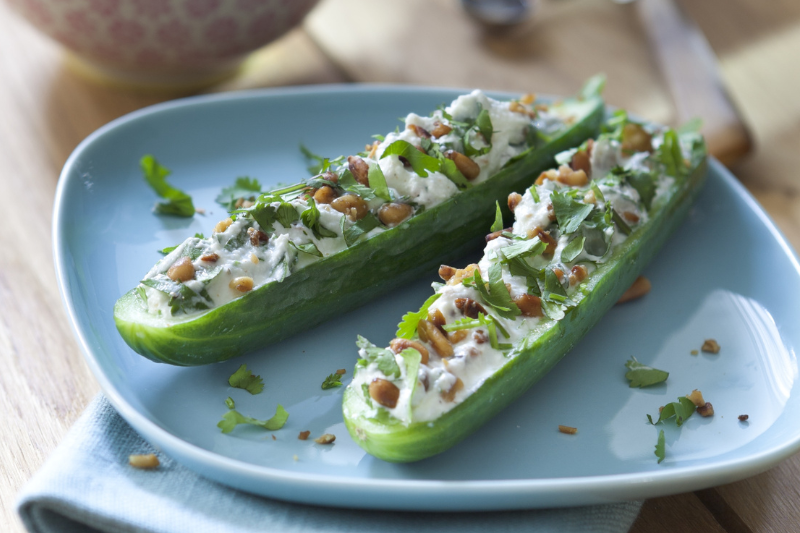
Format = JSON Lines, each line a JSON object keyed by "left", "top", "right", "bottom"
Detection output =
{"left": 621, "top": 123, "right": 653, "bottom": 153}
{"left": 513, "top": 294, "right": 543, "bottom": 317}
{"left": 129, "top": 454, "right": 159, "bottom": 469}
{"left": 448, "top": 330, "right": 469, "bottom": 344}
{"left": 347, "top": 155, "right": 369, "bottom": 185}
{"left": 200, "top": 253, "right": 219, "bottom": 262}
{"left": 473, "top": 331, "right": 488, "bottom": 344}
{"left": 369, "top": 379, "right": 400, "bottom": 408}
{"left": 617, "top": 276, "right": 651, "bottom": 304}
{"left": 535, "top": 169, "right": 558, "bottom": 185}
{"left": 298, "top": 430, "right": 311, "bottom": 440}
{"left": 331, "top": 194, "right": 369, "bottom": 221}
{"left": 454, "top": 297, "right": 487, "bottom": 319}
{"left": 440, "top": 377, "right": 464, "bottom": 402}
{"left": 623, "top": 211, "right": 640, "bottom": 223}
{"left": 520, "top": 93, "right": 535, "bottom": 105}
{"left": 418, "top": 319, "right": 454, "bottom": 358}
{"left": 571, "top": 265, "right": 588, "bottom": 282}
{"left": 571, "top": 149, "right": 591, "bottom": 177}
{"left": 230, "top": 276, "right": 254, "bottom": 293}
{"left": 583, "top": 190, "right": 596, "bottom": 204}
{"left": 697, "top": 403, "right": 714, "bottom": 417}
{"left": 408, "top": 123, "right": 431, "bottom": 138}
{"left": 314, "top": 185, "right": 337, "bottom": 204}
{"left": 378, "top": 203, "right": 414, "bottom": 227}
{"left": 214, "top": 217, "right": 233, "bottom": 233}
{"left": 445, "top": 150, "right": 480, "bottom": 181}
{"left": 248, "top": 227, "right": 269, "bottom": 246}
{"left": 389, "top": 338, "right": 429, "bottom": 365}
{"left": 438, "top": 265, "right": 457, "bottom": 281}
{"left": 167, "top": 257, "right": 194, "bottom": 282}
{"left": 430, "top": 122, "right": 452, "bottom": 138}
{"left": 250, "top": 253, "right": 259, "bottom": 264}
{"left": 558, "top": 425, "right": 578, "bottom": 435}
{"left": 553, "top": 268, "right": 564, "bottom": 282}
{"left": 508, "top": 192, "right": 522, "bottom": 212}
{"left": 527, "top": 227, "right": 557, "bottom": 255}
{"left": 686, "top": 389, "right": 705, "bottom": 407}
{"left": 314, "top": 434, "right": 336, "bottom": 444}
{"left": 556, "top": 165, "right": 589, "bottom": 187}
{"left": 701, "top": 339, "right": 720, "bottom": 354}
{"left": 446, "top": 264, "right": 478, "bottom": 286}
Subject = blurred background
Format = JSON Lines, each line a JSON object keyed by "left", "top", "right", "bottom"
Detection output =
{"left": 2, "top": 0, "right": 799, "bottom": 531}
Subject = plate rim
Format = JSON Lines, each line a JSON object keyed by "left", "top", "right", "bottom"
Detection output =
{"left": 53, "top": 84, "right": 800, "bottom": 510}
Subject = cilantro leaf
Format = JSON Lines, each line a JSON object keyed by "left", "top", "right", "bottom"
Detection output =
{"left": 472, "top": 264, "right": 521, "bottom": 320}
{"left": 140, "top": 276, "right": 211, "bottom": 315}
{"left": 218, "top": 405, "right": 289, "bottom": 433}
{"left": 551, "top": 190, "right": 594, "bottom": 234}
{"left": 475, "top": 107, "right": 494, "bottom": 144}
{"left": 506, "top": 257, "right": 541, "bottom": 296}
{"left": 528, "top": 184, "right": 540, "bottom": 203}
{"left": 625, "top": 170, "right": 656, "bottom": 210}
{"left": 624, "top": 357, "right": 669, "bottom": 388}
{"left": 367, "top": 163, "right": 392, "bottom": 201}
{"left": 356, "top": 336, "right": 400, "bottom": 378}
{"left": 659, "top": 129, "right": 684, "bottom": 178}
{"left": 340, "top": 212, "right": 382, "bottom": 247}
{"left": 216, "top": 177, "right": 262, "bottom": 210}
{"left": 301, "top": 198, "right": 337, "bottom": 239}
{"left": 438, "top": 157, "right": 472, "bottom": 189}
{"left": 579, "top": 74, "right": 606, "bottom": 100}
{"left": 398, "top": 348, "right": 422, "bottom": 419}
{"left": 655, "top": 429, "right": 666, "bottom": 464}
{"left": 225, "top": 397, "right": 235, "bottom": 409}
{"left": 159, "top": 245, "right": 179, "bottom": 255}
{"left": 360, "top": 383, "right": 373, "bottom": 407}
{"left": 228, "top": 364, "right": 264, "bottom": 395}
{"left": 649, "top": 397, "right": 696, "bottom": 427}
{"left": 300, "top": 144, "right": 333, "bottom": 175}
{"left": 321, "top": 370, "right": 345, "bottom": 390}
{"left": 289, "top": 241, "right": 322, "bottom": 257}
{"left": 140, "top": 155, "right": 195, "bottom": 217}
{"left": 396, "top": 293, "right": 441, "bottom": 339}
{"left": 499, "top": 237, "right": 546, "bottom": 263}
{"left": 590, "top": 181, "right": 605, "bottom": 203}
{"left": 611, "top": 208, "right": 632, "bottom": 236}
{"left": 490, "top": 201, "right": 503, "bottom": 232}
{"left": 561, "top": 236, "right": 585, "bottom": 263}
{"left": 380, "top": 140, "right": 440, "bottom": 177}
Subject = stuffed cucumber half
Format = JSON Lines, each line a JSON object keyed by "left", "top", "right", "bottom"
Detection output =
{"left": 115, "top": 80, "right": 605, "bottom": 366}
{"left": 343, "top": 114, "right": 708, "bottom": 462}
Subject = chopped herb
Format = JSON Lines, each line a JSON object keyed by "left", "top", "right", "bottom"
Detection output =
{"left": 301, "top": 197, "right": 338, "bottom": 239}
{"left": 506, "top": 257, "right": 541, "bottom": 296}
{"left": 228, "top": 364, "right": 264, "bottom": 395}
{"left": 551, "top": 189, "right": 594, "bottom": 234}
{"left": 159, "top": 245, "right": 178, "bottom": 255}
{"left": 140, "top": 276, "right": 211, "bottom": 315}
{"left": 321, "top": 371, "right": 345, "bottom": 390}
{"left": 490, "top": 201, "right": 503, "bottom": 232}
{"left": 590, "top": 181, "right": 605, "bottom": 203}
{"left": 218, "top": 405, "right": 289, "bottom": 433}
{"left": 475, "top": 108, "right": 494, "bottom": 144}
{"left": 655, "top": 429, "right": 666, "bottom": 464}
{"left": 340, "top": 212, "right": 382, "bottom": 247}
{"left": 561, "top": 236, "right": 585, "bottom": 263}
{"left": 579, "top": 73, "right": 606, "bottom": 100}
{"left": 367, "top": 163, "right": 392, "bottom": 201}
{"left": 299, "top": 144, "right": 335, "bottom": 175}
{"left": 624, "top": 170, "right": 656, "bottom": 210}
{"left": 659, "top": 129, "right": 684, "bottom": 178}
{"left": 437, "top": 157, "right": 472, "bottom": 189}
{"left": 624, "top": 357, "right": 669, "bottom": 388}
{"left": 225, "top": 397, "right": 235, "bottom": 409}
{"left": 499, "top": 237, "right": 546, "bottom": 263}
{"left": 338, "top": 170, "right": 377, "bottom": 201}
{"left": 647, "top": 396, "right": 696, "bottom": 427}
{"left": 140, "top": 155, "right": 195, "bottom": 217}
{"left": 361, "top": 383, "right": 373, "bottom": 407}
{"left": 468, "top": 264, "right": 521, "bottom": 320}
{"left": 356, "top": 336, "right": 400, "bottom": 378}
{"left": 380, "top": 140, "right": 440, "bottom": 177}
{"left": 289, "top": 241, "right": 323, "bottom": 257}
{"left": 216, "top": 177, "right": 263, "bottom": 210}
{"left": 442, "top": 313, "right": 508, "bottom": 350}
{"left": 611, "top": 208, "right": 632, "bottom": 236}
{"left": 396, "top": 293, "right": 441, "bottom": 339}
{"left": 528, "top": 184, "right": 540, "bottom": 203}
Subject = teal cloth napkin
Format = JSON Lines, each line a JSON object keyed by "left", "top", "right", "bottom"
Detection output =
{"left": 17, "top": 395, "right": 642, "bottom": 533}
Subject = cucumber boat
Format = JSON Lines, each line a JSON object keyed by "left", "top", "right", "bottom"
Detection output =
{"left": 115, "top": 81, "right": 605, "bottom": 366}
{"left": 343, "top": 115, "right": 707, "bottom": 462}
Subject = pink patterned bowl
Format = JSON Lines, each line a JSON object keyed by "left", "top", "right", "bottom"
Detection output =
{"left": 6, "top": 0, "right": 320, "bottom": 90}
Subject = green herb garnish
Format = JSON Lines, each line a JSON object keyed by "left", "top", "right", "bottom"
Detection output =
{"left": 490, "top": 201, "right": 503, "bottom": 232}
{"left": 301, "top": 197, "right": 337, "bottom": 239}
{"left": 624, "top": 357, "right": 669, "bottom": 388}
{"left": 380, "top": 140, "right": 440, "bottom": 177}
{"left": 647, "top": 397, "right": 696, "bottom": 427}
{"left": 655, "top": 430, "right": 666, "bottom": 464}
{"left": 225, "top": 397, "right": 235, "bottom": 409}
{"left": 396, "top": 293, "right": 442, "bottom": 339}
{"left": 140, "top": 155, "right": 195, "bottom": 217}
{"left": 356, "top": 336, "right": 401, "bottom": 378}
{"left": 216, "top": 177, "right": 262, "bottom": 210}
{"left": 218, "top": 405, "right": 289, "bottom": 433}
{"left": 321, "top": 369, "right": 346, "bottom": 390}
{"left": 551, "top": 189, "right": 594, "bottom": 234}
{"left": 228, "top": 364, "right": 264, "bottom": 395}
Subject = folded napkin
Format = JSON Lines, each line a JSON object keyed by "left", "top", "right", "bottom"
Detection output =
{"left": 17, "top": 395, "right": 642, "bottom": 533}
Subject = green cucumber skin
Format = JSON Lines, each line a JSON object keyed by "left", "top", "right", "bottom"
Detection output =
{"left": 114, "top": 98, "right": 604, "bottom": 366}
{"left": 343, "top": 156, "right": 708, "bottom": 463}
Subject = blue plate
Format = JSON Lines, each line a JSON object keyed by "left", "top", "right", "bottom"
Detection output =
{"left": 54, "top": 86, "right": 800, "bottom": 510}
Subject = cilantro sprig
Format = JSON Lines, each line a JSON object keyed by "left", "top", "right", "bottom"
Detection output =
{"left": 647, "top": 397, "right": 696, "bottom": 427}
{"left": 216, "top": 177, "right": 263, "bottom": 210}
{"left": 321, "top": 369, "right": 346, "bottom": 390}
{"left": 356, "top": 336, "right": 400, "bottom": 378}
{"left": 140, "top": 155, "right": 195, "bottom": 217}
{"left": 464, "top": 264, "right": 520, "bottom": 320}
{"left": 218, "top": 405, "right": 289, "bottom": 433}
{"left": 228, "top": 364, "right": 264, "bottom": 395}
{"left": 301, "top": 197, "right": 337, "bottom": 239}
{"left": 624, "top": 357, "right": 669, "bottom": 388}
{"left": 396, "top": 293, "right": 442, "bottom": 339}
{"left": 551, "top": 189, "right": 593, "bottom": 234}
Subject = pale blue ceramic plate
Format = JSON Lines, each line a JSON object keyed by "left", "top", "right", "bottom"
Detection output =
{"left": 54, "top": 86, "right": 800, "bottom": 511}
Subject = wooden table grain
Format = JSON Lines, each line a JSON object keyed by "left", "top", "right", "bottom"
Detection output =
{"left": 2, "top": 0, "right": 800, "bottom": 531}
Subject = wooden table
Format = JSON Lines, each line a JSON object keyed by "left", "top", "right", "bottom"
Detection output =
{"left": 2, "top": 0, "right": 800, "bottom": 530}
